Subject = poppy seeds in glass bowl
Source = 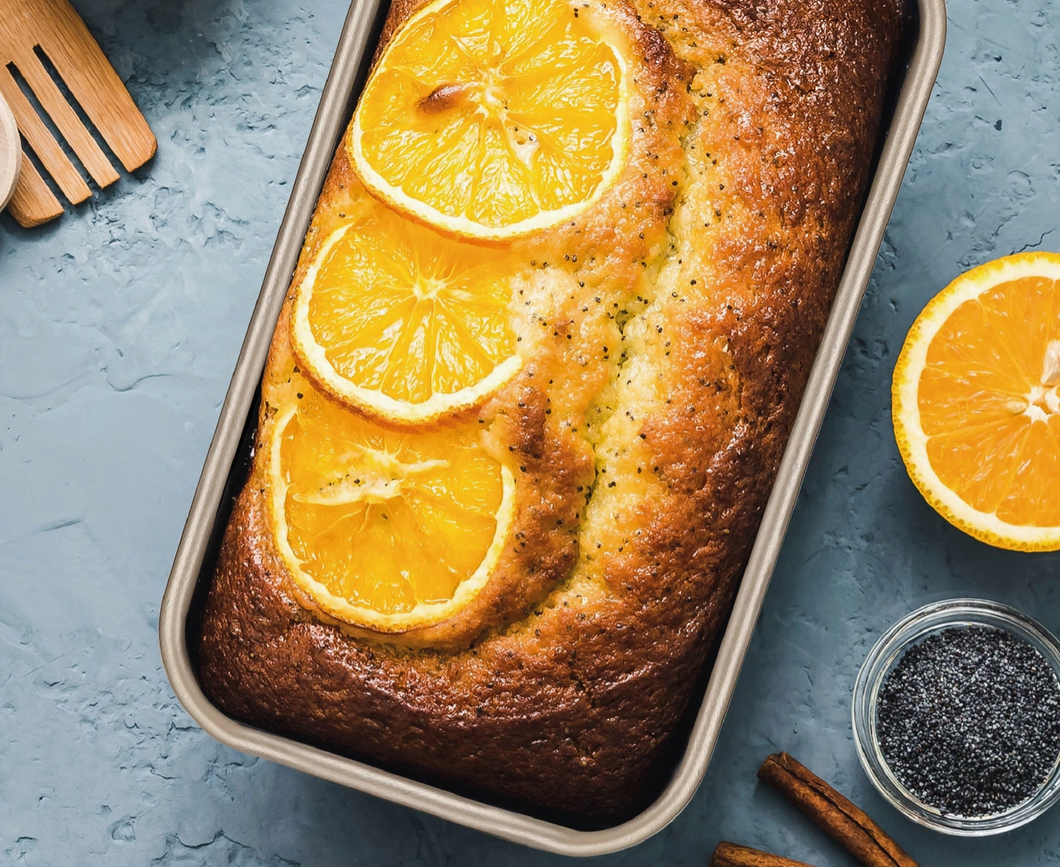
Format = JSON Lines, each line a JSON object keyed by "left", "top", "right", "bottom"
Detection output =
{"left": 876, "top": 624, "right": 1060, "bottom": 818}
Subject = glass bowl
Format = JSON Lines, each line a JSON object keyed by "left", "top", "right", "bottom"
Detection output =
{"left": 852, "top": 598, "right": 1060, "bottom": 836}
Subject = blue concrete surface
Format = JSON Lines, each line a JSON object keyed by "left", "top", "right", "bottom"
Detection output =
{"left": 1, "top": 0, "right": 1058, "bottom": 862}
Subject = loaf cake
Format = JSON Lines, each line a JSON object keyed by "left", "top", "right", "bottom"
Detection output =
{"left": 197, "top": 0, "right": 908, "bottom": 823}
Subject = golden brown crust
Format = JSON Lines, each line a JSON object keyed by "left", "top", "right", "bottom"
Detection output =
{"left": 198, "top": 0, "right": 907, "bottom": 822}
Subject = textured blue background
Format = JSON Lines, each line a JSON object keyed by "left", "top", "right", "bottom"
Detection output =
{"left": 1, "top": 0, "right": 1059, "bottom": 863}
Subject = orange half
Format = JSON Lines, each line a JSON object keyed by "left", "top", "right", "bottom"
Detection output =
{"left": 893, "top": 251, "right": 1060, "bottom": 550}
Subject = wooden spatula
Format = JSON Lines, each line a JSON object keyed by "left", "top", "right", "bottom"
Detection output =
{"left": 0, "top": 0, "right": 156, "bottom": 227}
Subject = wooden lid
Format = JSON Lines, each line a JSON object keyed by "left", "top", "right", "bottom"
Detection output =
{"left": 0, "top": 90, "right": 21, "bottom": 212}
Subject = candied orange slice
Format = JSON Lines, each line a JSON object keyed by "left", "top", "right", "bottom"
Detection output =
{"left": 348, "top": 0, "right": 631, "bottom": 241}
{"left": 268, "top": 389, "right": 516, "bottom": 631}
{"left": 893, "top": 251, "right": 1060, "bottom": 550}
{"left": 291, "top": 201, "right": 521, "bottom": 427}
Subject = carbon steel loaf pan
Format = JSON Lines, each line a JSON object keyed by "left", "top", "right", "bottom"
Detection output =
{"left": 159, "top": 0, "right": 946, "bottom": 855}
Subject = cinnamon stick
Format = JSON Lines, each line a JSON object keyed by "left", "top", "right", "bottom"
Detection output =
{"left": 757, "top": 753, "right": 918, "bottom": 867}
{"left": 711, "top": 842, "right": 817, "bottom": 867}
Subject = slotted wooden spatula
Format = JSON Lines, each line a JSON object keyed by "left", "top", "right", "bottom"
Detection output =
{"left": 0, "top": 0, "right": 156, "bottom": 227}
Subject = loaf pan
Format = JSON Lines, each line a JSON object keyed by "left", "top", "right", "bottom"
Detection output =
{"left": 159, "top": 0, "right": 946, "bottom": 855}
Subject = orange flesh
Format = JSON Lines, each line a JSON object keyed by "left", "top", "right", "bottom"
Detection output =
{"left": 305, "top": 207, "right": 516, "bottom": 404}
{"left": 280, "top": 391, "right": 505, "bottom": 613}
{"left": 919, "top": 276, "right": 1060, "bottom": 526}
{"left": 356, "top": 0, "right": 622, "bottom": 227}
